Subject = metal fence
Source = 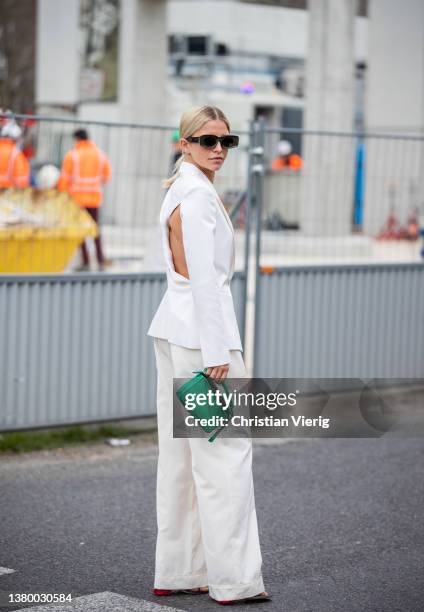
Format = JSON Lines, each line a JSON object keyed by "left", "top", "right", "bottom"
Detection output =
{"left": 250, "top": 120, "right": 424, "bottom": 383}
{"left": 0, "top": 113, "right": 250, "bottom": 275}
{"left": 252, "top": 122, "right": 424, "bottom": 267}
{"left": 1, "top": 114, "right": 424, "bottom": 430}
{"left": 0, "top": 113, "right": 251, "bottom": 431}
{"left": 253, "top": 262, "right": 424, "bottom": 381}
{"left": 0, "top": 270, "right": 248, "bottom": 432}
{"left": 1, "top": 114, "right": 423, "bottom": 275}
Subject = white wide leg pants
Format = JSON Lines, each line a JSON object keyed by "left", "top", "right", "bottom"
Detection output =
{"left": 152, "top": 337, "right": 265, "bottom": 601}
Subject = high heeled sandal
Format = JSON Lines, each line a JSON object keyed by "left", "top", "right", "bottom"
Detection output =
{"left": 153, "top": 586, "right": 209, "bottom": 596}
{"left": 217, "top": 591, "right": 271, "bottom": 605}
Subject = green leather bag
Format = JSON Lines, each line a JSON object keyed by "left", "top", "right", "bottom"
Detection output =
{"left": 176, "top": 368, "right": 234, "bottom": 443}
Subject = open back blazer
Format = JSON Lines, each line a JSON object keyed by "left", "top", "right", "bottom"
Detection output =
{"left": 147, "top": 161, "right": 243, "bottom": 368}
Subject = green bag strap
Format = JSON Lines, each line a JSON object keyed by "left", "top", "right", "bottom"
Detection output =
{"left": 208, "top": 423, "right": 227, "bottom": 443}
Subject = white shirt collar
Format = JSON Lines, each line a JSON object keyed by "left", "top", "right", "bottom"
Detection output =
{"left": 179, "top": 160, "right": 213, "bottom": 185}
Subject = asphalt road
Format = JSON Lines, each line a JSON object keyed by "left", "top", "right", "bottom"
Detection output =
{"left": 1, "top": 436, "right": 423, "bottom": 612}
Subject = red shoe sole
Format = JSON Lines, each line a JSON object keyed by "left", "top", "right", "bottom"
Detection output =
{"left": 152, "top": 589, "right": 174, "bottom": 596}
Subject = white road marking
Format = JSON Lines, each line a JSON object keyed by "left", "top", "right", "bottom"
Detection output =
{"left": 15, "top": 591, "right": 185, "bottom": 612}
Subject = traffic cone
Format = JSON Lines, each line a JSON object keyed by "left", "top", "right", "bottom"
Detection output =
{"left": 376, "top": 208, "right": 400, "bottom": 240}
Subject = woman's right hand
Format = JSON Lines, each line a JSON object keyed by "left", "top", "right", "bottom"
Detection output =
{"left": 205, "top": 363, "right": 230, "bottom": 383}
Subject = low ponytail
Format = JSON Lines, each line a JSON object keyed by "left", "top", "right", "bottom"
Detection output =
{"left": 162, "top": 154, "right": 185, "bottom": 189}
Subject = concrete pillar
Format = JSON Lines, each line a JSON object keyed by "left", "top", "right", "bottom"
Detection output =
{"left": 115, "top": 0, "right": 169, "bottom": 228}
{"left": 36, "top": 0, "right": 167, "bottom": 123}
{"left": 301, "top": 0, "right": 356, "bottom": 236}
{"left": 364, "top": 0, "right": 424, "bottom": 237}
{"left": 121, "top": 0, "right": 167, "bottom": 123}
{"left": 36, "top": 0, "right": 80, "bottom": 108}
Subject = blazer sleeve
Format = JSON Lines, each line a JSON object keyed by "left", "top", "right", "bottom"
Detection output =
{"left": 179, "top": 185, "right": 231, "bottom": 368}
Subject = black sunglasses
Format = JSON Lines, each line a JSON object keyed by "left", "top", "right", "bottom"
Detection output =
{"left": 186, "top": 134, "right": 239, "bottom": 149}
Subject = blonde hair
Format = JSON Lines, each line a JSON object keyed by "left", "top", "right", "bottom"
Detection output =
{"left": 163, "top": 105, "right": 231, "bottom": 189}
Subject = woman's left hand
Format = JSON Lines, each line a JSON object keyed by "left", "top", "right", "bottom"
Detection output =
{"left": 205, "top": 363, "right": 230, "bottom": 383}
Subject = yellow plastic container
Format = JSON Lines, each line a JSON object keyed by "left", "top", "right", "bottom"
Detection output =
{"left": 0, "top": 188, "right": 98, "bottom": 273}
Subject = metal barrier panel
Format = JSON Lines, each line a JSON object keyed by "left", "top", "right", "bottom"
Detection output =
{"left": 253, "top": 263, "right": 424, "bottom": 381}
{"left": 0, "top": 114, "right": 251, "bottom": 431}
{"left": 251, "top": 122, "right": 424, "bottom": 390}
{"left": 0, "top": 271, "right": 246, "bottom": 432}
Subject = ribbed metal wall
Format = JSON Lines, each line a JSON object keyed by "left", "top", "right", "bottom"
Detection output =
{"left": 254, "top": 263, "right": 424, "bottom": 382}
{"left": 0, "top": 272, "right": 246, "bottom": 431}
{"left": 3, "top": 263, "right": 422, "bottom": 430}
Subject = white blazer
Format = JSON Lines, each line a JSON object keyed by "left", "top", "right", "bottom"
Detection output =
{"left": 147, "top": 160, "right": 243, "bottom": 368}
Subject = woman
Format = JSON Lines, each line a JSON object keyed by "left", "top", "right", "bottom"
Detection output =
{"left": 147, "top": 105, "right": 270, "bottom": 605}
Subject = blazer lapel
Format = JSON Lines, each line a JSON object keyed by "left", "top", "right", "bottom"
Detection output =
{"left": 215, "top": 193, "right": 235, "bottom": 237}
{"left": 179, "top": 162, "right": 235, "bottom": 236}
{"left": 192, "top": 169, "right": 236, "bottom": 278}
{"left": 179, "top": 161, "right": 236, "bottom": 278}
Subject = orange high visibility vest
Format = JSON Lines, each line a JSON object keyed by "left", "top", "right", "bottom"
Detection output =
{"left": 58, "top": 140, "right": 111, "bottom": 207}
{"left": 271, "top": 153, "right": 303, "bottom": 172}
{"left": 0, "top": 138, "right": 30, "bottom": 188}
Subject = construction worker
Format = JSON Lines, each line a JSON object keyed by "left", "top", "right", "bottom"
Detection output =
{"left": 0, "top": 121, "right": 30, "bottom": 189}
{"left": 58, "top": 128, "right": 112, "bottom": 271}
{"left": 271, "top": 139, "right": 303, "bottom": 172}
